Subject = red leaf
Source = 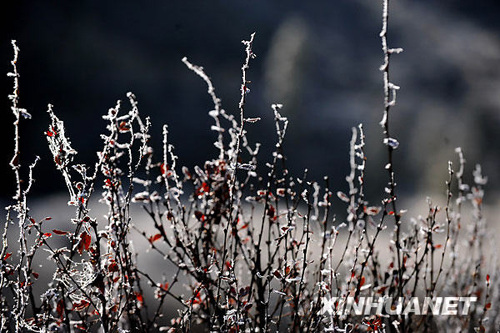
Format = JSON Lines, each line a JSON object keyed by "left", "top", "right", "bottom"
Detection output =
{"left": 257, "top": 190, "right": 267, "bottom": 197}
{"left": 194, "top": 211, "right": 206, "bottom": 222}
{"left": 486, "top": 274, "right": 490, "bottom": 284}
{"left": 108, "top": 262, "right": 119, "bottom": 272}
{"left": 267, "top": 205, "right": 275, "bottom": 218}
{"left": 56, "top": 299, "right": 64, "bottom": 318}
{"left": 43, "top": 232, "right": 52, "bottom": 238}
{"left": 77, "top": 232, "right": 91, "bottom": 254}
{"left": 32, "top": 272, "right": 39, "bottom": 279}
{"left": 485, "top": 302, "right": 491, "bottom": 310}
{"left": 364, "top": 206, "right": 381, "bottom": 216}
{"left": 375, "top": 285, "right": 389, "bottom": 294}
{"left": 149, "top": 233, "right": 162, "bottom": 244}
{"left": 336, "top": 191, "right": 349, "bottom": 203}
{"left": 118, "top": 121, "right": 130, "bottom": 132}
{"left": 135, "top": 292, "right": 144, "bottom": 304}
{"left": 192, "top": 291, "right": 202, "bottom": 304}
{"left": 160, "top": 163, "right": 169, "bottom": 175}
{"left": 52, "top": 229, "right": 69, "bottom": 235}
{"left": 3, "top": 252, "right": 12, "bottom": 260}
{"left": 195, "top": 182, "right": 210, "bottom": 197}
{"left": 182, "top": 166, "right": 192, "bottom": 179}
{"left": 46, "top": 127, "right": 58, "bottom": 137}
{"left": 76, "top": 241, "right": 84, "bottom": 254}
{"left": 73, "top": 300, "right": 90, "bottom": 311}
{"left": 434, "top": 244, "right": 442, "bottom": 249}
{"left": 360, "top": 276, "right": 366, "bottom": 287}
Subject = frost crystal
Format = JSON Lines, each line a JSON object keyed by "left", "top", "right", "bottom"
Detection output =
{"left": 237, "top": 163, "right": 256, "bottom": 171}
{"left": 383, "top": 137, "right": 399, "bottom": 149}
{"left": 473, "top": 164, "right": 488, "bottom": 185}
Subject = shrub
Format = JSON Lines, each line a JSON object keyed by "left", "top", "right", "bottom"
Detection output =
{"left": 1, "top": 0, "right": 498, "bottom": 332}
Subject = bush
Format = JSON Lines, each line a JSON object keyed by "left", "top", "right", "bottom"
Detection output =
{"left": 1, "top": 1, "right": 498, "bottom": 332}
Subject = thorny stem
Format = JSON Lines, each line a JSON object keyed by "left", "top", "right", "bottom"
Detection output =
{"left": 380, "top": 0, "right": 405, "bottom": 329}
{"left": 431, "top": 162, "right": 454, "bottom": 294}
{"left": 214, "top": 32, "right": 256, "bottom": 329}
{"left": 248, "top": 105, "right": 288, "bottom": 329}
{"left": 182, "top": 57, "right": 225, "bottom": 161}
{"left": 8, "top": 41, "right": 32, "bottom": 201}
{"left": 5, "top": 40, "right": 41, "bottom": 333}
{"left": 292, "top": 192, "right": 312, "bottom": 332}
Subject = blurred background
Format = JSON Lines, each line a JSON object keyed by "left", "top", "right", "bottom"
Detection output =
{"left": 1, "top": 0, "right": 499, "bottom": 208}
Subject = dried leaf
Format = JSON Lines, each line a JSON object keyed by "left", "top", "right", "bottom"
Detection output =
{"left": 194, "top": 211, "right": 206, "bottom": 222}
{"left": 73, "top": 299, "right": 90, "bottom": 311}
{"left": 337, "top": 191, "right": 350, "bottom": 203}
{"left": 364, "top": 206, "right": 381, "bottom": 216}
{"left": 135, "top": 292, "right": 144, "bottom": 304}
{"left": 77, "top": 232, "right": 91, "bottom": 254}
{"left": 149, "top": 233, "right": 162, "bottom": 243}
{"left": 108, "top": 262, "right": 119, "bottom": 272}
{"left": 56, "top": 299, "right": 64, "bottom": 318}
{"left": 52, "top": 229, "right": 69, "bottom": 235}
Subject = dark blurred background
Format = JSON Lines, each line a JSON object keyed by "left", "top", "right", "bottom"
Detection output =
{"left": 1, "top": 0, "right": 500, "bottom": 205}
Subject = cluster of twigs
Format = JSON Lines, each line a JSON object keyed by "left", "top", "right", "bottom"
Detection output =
{"left": 1, "top": 0, "right": 499, "bottom": 332}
